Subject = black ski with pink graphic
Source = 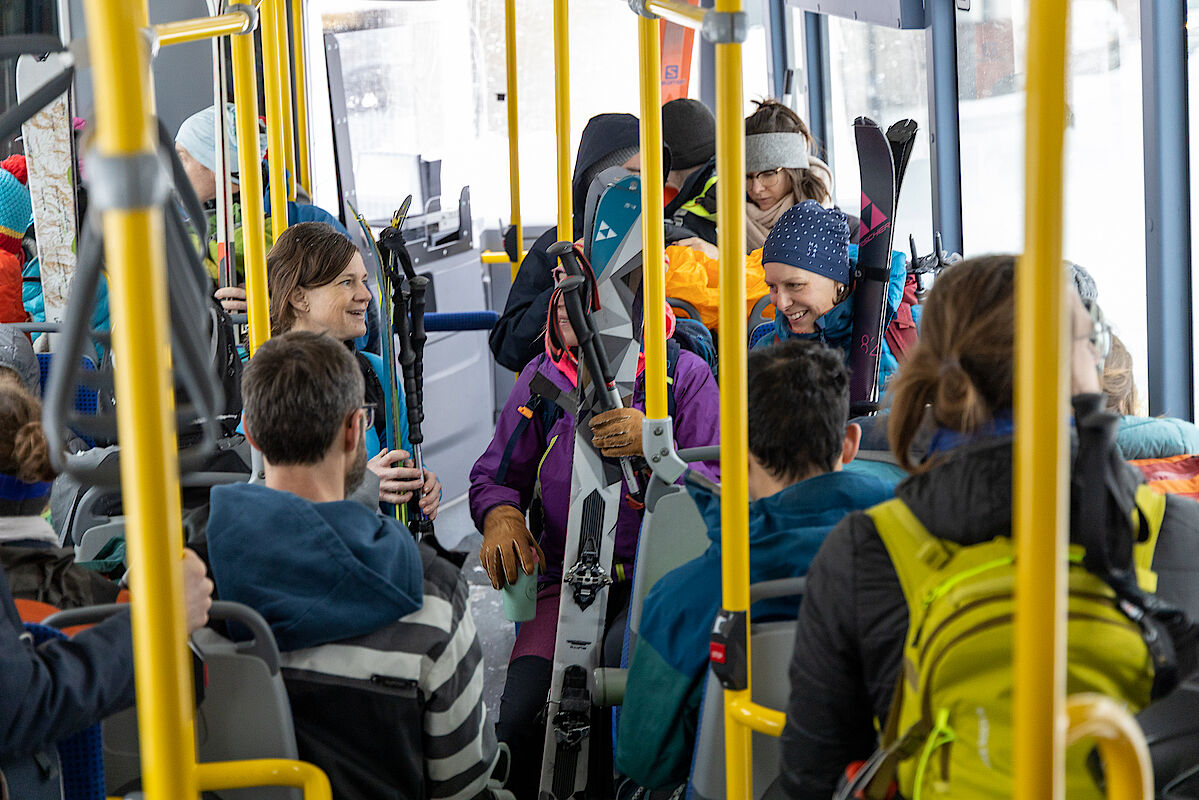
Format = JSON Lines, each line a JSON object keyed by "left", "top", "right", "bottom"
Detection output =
{"left": 848, "top": 116, "right": 917, "bottom": 416}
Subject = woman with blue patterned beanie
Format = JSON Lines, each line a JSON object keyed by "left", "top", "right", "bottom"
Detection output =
{"left": 749, "top": 200, "right": 909, "bottom": 396}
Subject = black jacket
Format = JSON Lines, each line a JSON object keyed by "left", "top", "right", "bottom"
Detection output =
{"left": 489, "top": 114, "right": 670, "bottom": 372}
{"left": 778, "top": 435, "right": 1199, "bottom": 799}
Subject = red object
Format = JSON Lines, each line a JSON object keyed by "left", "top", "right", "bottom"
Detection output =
{"left": 709, "top": 642, "right": 727, "bottom": 664}
{"left": 1131, "top": 454, "right": 1199, "bottom": 500}
{"left": 1, "top": 155, "right": 28, "bottom": 186}
{"left": 884, "top": 274, "right": 920, "bottom": 361}
{"left": 660, "top": 6, "right": 699, "bottom": 103}
{"left": 0, "top": 250, "right": 28, "bottom": 325}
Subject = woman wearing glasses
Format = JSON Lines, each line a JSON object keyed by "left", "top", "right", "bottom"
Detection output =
{"left": 745, "top": 99, "right": 834, "bottom": 251}
{"left": 266, "top": 221, "right": 441, "bottom": 516}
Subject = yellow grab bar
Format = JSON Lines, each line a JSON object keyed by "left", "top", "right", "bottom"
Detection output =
{"left": 482, "top": 250, "right": 528, "bottom": 265}
{"left": 1065, "top": 695, "right": 1153, "bottom": 799}
{"left": 260, "top": 0, "right": 290, "bottom": 243}
{"left": 553, "top": 0, "right": 571, "bottom": 240}
{"left": 291, "top": 0, "right": 311, "bottom": 193}
{"left": 151, "top": 10, "right": 253, "bottom": 48}
{"left": 504, "top": 0, "right": 523, "bottom": 279}
{"left": 196, "top": 759, "right": 332, "bottom": 798}
{"left": 728, "top": 698, "right": 786, "bottom": 737}
{"left": 638, "top": 14, "right": 668, "bottom": 422}
{"left": 275, "top": 0, "right": 296, "bottom": 203}
{"left": 83, "top": 0, "right": 197, "bottom": 796}
{"left": 645, "top": 0, "right": 707, "bottom": 29}
{"left": 231, "top": 22, "right": 272, "bottom": 353}
{"left": 1014, "top": 0, "right": 1073, "bottom": 797}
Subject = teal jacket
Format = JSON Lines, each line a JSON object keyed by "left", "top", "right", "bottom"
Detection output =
{"left": 749, "top": 246, "right": 908, "bottom": 398}
{"left": 615, "top": 469, "right": 895, "bottom": 789}
{"left": 1116, "top": 415, "right": 1199, "bottom": 460}
{"left": 23, "top": 257, "right": 111, "bottom": 355}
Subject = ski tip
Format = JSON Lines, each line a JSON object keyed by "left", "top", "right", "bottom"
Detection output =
{"left": 854, "top": 116, "right": 879, "bottom": 128}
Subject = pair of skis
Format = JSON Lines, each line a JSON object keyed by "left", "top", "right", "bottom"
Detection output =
{"left": 848, "top": 117, "right": 918, "bottom": 417}
{"left": 540, "top": 171, "right": 647, "bottom": 800}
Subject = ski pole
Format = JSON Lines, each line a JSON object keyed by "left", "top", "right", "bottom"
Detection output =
{"left": 405, "top": 274, "right": 433, "bottom": 538}
{"left": 549, "top": 242, "right": 643, "bottom": 501}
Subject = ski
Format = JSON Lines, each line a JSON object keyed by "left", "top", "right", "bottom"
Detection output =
{"left": 848, "top": 117, "right": 900, "bottom": 417}
{"left": 540, "top": 172, "right": 645, "bottom": 800}
{"left": 886, "top": 119, "right": 919, "bottom": 203}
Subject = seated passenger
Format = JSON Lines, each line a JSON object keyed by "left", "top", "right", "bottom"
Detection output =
{"left": 490, "top": 112, "right": 669, "bottom": 372}
{"left": 471, "top": 268, "right": 721, "bottom": 800}
{"left": 206, "top": 331, "right": 499, "bottom": 800}
{"left": 750, "top": 201, "right": 908, "bottom": 396}
{"left": 265, "top": 222, "right": 440, "bottom": 514}
{"left": 0, "top": 333, "right": 118, "bottom": 609}
{"left": 662, "top": 98, "right": 718, "bottom": 245}
{"left": 615, "top": 339, "right": 894, "bottom": 792}
{"left": 778, "top": 255, "right": 1199, "bottom": 799}
{"left": 1103, "top": 331, "right": 1199, "bottom": 459}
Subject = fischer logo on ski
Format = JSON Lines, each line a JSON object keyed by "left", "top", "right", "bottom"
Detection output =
{"left": 858, "top": 192, "right": 891, "bottom": 244}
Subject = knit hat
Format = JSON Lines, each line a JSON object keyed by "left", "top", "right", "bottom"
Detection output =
{"left": 662, "top": 98, "right": 716, "bottom": 170}
{"left": 579, "top": 145, "right": 640, "bottom": 198}
{"left": 1067, "top": 261, "right": 1099, "bottom": 308}
{"left": 0, "top": 155, "right": 32, "bottom": 264}
{"left": 761, "top": 200, "right": 851, "bottom": 285}
{"left": 0, "top": 324, "right": 39, "bottom": 393}
{"left": 745, "top": 132, "right": 810, "bottom": 174}
{"left": 175, "top": 103, "right": 266, "bottom": 177}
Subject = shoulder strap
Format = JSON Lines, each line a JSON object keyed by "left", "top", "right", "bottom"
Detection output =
{"left": 1133, "top": 483, "right": 1168, "bottom": 592}
{"left": 866, "top": 499, "right": 950, "bottom": 610}
{"left": 354, "top": 352, "right": 389, "bottom": 446}
{"left": 495, "top": 357, "right": 568, "bottom": 484}
{"left": 665, "top": 337, "right": 680, "bottom": 421}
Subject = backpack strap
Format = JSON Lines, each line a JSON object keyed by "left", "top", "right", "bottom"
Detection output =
{"left": 494, "top": 360, "right": 572, "bottom": 485}
{"left": 354, "top": 352, "right": 389, "bottom": 447}
{"left": 633, "top": 338, "right": 681, "bottom": 419}
{"left": 866, "top": 499, "right": 953, "bottom": 611}
{"left": 1132, "top": 483, "right": 1167, "bottom": 592}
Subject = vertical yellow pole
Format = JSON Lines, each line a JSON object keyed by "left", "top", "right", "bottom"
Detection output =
{"left": 1014, "top": 0, "right": 1071, "bottom": 797}
{"left": 275, "top": 0, "right": 296, "bottom": 202}
{"left": 82, "top": 2, "right": 197, "bottom": 798}
{"left": 260, "top": 0, "right": 290, "bottom": 243}
{"left": 504, "top": 0, "right": 523, "bottom": 280}
{"left": 232, "top": 27, "right": 272, "bottom": 353}
{"left": 291, "top": 0, "right": 310, "bottom": 193}
{"left": 638, "top": 16, "right": 668, "bottom": 420}
{"left": 713, "top": 2, "right": 750, "bottom": 799}
{"left": 553, "top": 0, "right": 572, "bottom": 241}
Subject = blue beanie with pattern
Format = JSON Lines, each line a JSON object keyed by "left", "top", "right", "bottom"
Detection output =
{"left": 761, "top": 199, "right": 851, "bottom": 285}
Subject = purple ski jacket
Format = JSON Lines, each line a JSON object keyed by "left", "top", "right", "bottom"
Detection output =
{"left": 470, "top": 348, "right": 721, "bottom": 582}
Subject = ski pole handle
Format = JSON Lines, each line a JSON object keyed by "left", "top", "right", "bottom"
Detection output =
{"left": 408, "top": 275, "right": 429, "bottom": 415}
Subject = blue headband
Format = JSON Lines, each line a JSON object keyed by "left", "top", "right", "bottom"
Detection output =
{"left": 0, "top": 473, "right": 52, "bottom": 501}
{"left": 761, "top": 199, "right": 851, "bottom": 285}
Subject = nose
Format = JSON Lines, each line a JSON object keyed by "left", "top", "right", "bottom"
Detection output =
{"left": 354, "top": 282, "right": 372, "bottom": 302}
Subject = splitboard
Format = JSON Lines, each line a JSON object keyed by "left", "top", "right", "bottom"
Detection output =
{"left": 540, "top": 170, "right": 645, "bottom": 800}
{"left": 17, "top": 51, "right": 77, "bottom": 335}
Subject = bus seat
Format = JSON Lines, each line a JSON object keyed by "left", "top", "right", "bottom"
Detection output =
{"left": 688, "top": 578, "right": 804, "bottom": 800}
{"left": 23, "top": 621, "right": 106, "bottom": 800}
{"left": 45, "top": 602, "right": 301, "bottom": 800}
{"left": 74, "top": 517, "right": 125, "bottom": 564}
{"left": 668, "top": 297, "right": 703, "bottom": 324}
{"left": 747, "top": 295, "right": 773, "bottom": 334}
{"left": 36, "top": 352, "right": 99, "bottom": 414}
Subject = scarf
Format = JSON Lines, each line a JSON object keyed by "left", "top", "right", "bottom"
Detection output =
{"left": 0, "top": 515, "right": 58, "bottom": 546}
{"left": 746, "top": 192, "right": 797, "bottom": 252}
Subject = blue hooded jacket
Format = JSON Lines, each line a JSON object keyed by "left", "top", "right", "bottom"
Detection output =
{"left": 206, "top": 483, "right": 423, "bottom": 652}
{"left": 616, "top": 468, "right": 895, "bottom": 788}
{"left": 750, "top": 245, "right": 909, "bottom": 396}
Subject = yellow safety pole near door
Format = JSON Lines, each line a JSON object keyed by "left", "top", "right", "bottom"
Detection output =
{"left": 291, "top": 0, "right": 311, "bottom": 193}
{"left": 231, "top": 20, "right": 272, "bottom": 353}
{"left": 637, "top": 14, "right": 667, "bottom": 420}
{"left": 553, "top": 0, "right": 571, "bottom": 240}
{"left": 82, "top": 0, "right": 196, "bottom": 796}
{"left": 504, "top": 0, "right": 523, "bottom": 280}
{"left": 152, "top": 10, "right": 253, "bottom": 48}
{"left": 260, "top": 0, "right": 290, "bottom": 242}
{"left": 274, "top": 0, "right": 297, "bottom": 202}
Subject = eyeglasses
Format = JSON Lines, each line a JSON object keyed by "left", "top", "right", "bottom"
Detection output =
{"left": 360, "top": 403, "right": 376, "bottom": 430}
{"left": 1075, "top": 302, "right": 1113, "bottom": 372}
{"left": 745, "top": 167, "right": 786, "bottom": 189}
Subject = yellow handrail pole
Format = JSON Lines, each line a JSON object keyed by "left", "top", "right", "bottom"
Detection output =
{"left": 504, "top": 0, "right": 523, "bottom": 280}
{"left": 291, "top": 0, "right": 311, "bottom": 193}
{"left": 728, "top": 698, "right": 786, "bottom": 736}
{"left": 1065, "top": 695, "right": 1153, "bottom": 799}
{"left": 483, "top": 249, "right": 528, "bottom": 264}
{"left": 553, "top": 0, "right": 571, "bottom": 240}
{"left": 645, "top": 0, "right": 708, "bottom": 28}
{"left": 196, "top": 759, "right": 332, "bottom": 799}
{"left": 151, "top": 11, "right": 253, "bottom": 48}
{"left": 638, "top": 14, "right": 668, "bottom": 420}
{"left": 82, "top": 1, "right": 197, "bottom": 798}
{"left": 1014, "top": 0, "right": 1072, "bottom": 796}
{"left": 711, "top": 0, "right": 751, "bottom": 798}
{"left": 274, "top": 0, "right": 297, "bottom": 202}
{"left": 260, "top": 0, "right": 290, "bottom": 242}
{"left": 231, "top": 23, "right": 272, "bottom": 352}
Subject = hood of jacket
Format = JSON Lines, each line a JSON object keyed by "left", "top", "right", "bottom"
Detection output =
{"left": 571, "top": 113, "right": 671, "bottom": 239}
{"left": 207, "top": 483, "right": 424, "bottom": 652}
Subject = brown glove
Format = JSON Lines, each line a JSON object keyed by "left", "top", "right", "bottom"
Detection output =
{"left": 589, "top": 407, "right": 646, "bottom": 458}
{"left": 480, "top": 505, "right": 546, "bottom": 590}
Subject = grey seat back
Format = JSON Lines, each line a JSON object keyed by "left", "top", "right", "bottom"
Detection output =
{"left": 689, "top": 579, "right": 804, "bottom": 800}
{"left": 628, "top": 480, "right": 710, "bottom": 637}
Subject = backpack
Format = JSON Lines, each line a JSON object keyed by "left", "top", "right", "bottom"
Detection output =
{"left": 856, "top": 484, "right": 1165, "bottom": 800}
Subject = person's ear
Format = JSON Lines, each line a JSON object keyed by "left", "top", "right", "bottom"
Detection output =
{"left": 840, "top": 422, "right": 862, "bottom": 466}
{"left": 343, "top": 409, "right": 362, "bottom": 454}
{"left": 242, "top": 424, "right": 259, "bottom": 451}
{"left": 289, "top": 288, "right": 310, "bottom": 314}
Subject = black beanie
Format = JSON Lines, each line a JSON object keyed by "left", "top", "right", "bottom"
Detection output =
{"left": 662, "top": 98, "right": 716, "bottom": 170}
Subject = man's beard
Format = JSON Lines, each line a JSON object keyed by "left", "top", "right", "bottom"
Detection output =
{"left": 344, "top": 436, "right": 368, "bottom": 496}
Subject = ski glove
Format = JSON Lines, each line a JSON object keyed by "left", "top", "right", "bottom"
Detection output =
{"left": 481, "top": 505, "right": 545, "bottom": 590}
{"left": 589, "top": 407, "right": 646, "bottom": 458}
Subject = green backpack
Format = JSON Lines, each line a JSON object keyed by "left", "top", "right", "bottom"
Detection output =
{"left": 859, "top": 484, "right": 1167, "bottom": 800}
